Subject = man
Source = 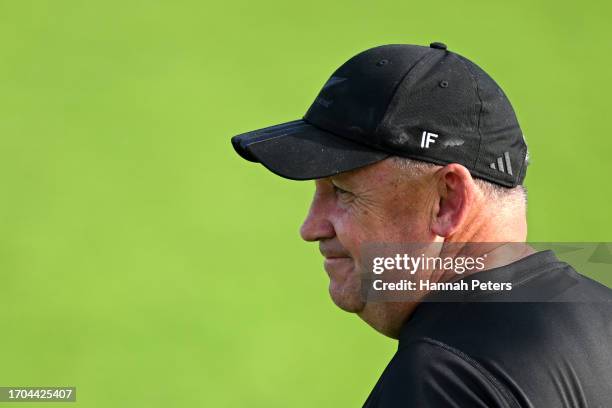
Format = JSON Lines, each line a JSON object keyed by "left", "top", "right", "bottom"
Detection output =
{"left": 231, "top": 43, "right": 612, "bottom": 407}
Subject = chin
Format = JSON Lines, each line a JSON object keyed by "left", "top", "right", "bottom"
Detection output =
{"left": 328, "top": 284, "right": 365, "bottom": 313}
{"left": 324, "top": 258, "right": 365, "bottom": 312}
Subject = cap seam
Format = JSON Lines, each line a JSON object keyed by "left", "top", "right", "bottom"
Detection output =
{"left": 516, "top": 144, "right": 528, "bottom": 185}
{"left": 374, "top": 49, "right": 440, "bottom": 142}
{"left": 237, "top": 123, "right": 312, "bottom": 145}
{"left": 454, "top": 54, "right": 484, "bottom": 170}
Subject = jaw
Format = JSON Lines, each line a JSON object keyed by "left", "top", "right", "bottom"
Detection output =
{"left": 328, "top": 283, "right": 366, "bottom": 312}
{"left": 357, "top": 302, "right": 418, "bottom": 339}
{"left": 328, "top": 267, "right": 366, "bottom": 312}
{"left": 325, "top": 257, "right": 366, "bottom": 312}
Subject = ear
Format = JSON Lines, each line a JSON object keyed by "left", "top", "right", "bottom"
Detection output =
{"left": 430, "top": 164, "right": 476, "bottom": 238}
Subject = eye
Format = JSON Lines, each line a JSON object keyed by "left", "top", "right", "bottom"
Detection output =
{"left": 331, "top": 182, "right": 352, "bottom": 197}
{"left": 334, "top": 185, "right": 348, "bottom": 194}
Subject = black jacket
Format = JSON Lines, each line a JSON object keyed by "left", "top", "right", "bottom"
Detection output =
{"left": 363, "top": 251, "right": 612, "bottom": 407}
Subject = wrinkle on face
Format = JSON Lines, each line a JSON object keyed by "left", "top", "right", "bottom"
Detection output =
{"left": 301, "top": 158, "right": 440, "bottom": 316}
{"left": 331, "top": 165, "right": 412, "bottom": 227}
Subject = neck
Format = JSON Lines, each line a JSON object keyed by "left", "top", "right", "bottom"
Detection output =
{"left": 359, "top": 203, "right": 531, "bottom": 339}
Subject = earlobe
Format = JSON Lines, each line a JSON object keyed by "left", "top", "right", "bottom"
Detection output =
{"left": 430, "top": 165, "right": 473, "bottom": 238}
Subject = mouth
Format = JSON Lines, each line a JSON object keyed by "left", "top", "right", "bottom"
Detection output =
{"left": 324, "top": 256, "right": 351, "bottom": 264}
{"left": 319, "top": 241, "right": 353, "bottom": 272}
{"left": 323, "top": 255, "right": 352, "bottom": 263}
{"left": 323, "top": 256, "right": 353, "bottom": 275}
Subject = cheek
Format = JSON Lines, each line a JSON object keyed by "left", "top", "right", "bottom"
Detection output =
{"left": 369, "top": 207, "right": 431, "bottom": 244}
{"left": 393, "top": 214, "right": 433, "bottom": 243}
{"left": 331, "top": 212, "right": 368, "bottom": 256}
{"left": 332, "top": 197, "right": 432, "bottom": 255}
{"left": 385, "top": 191, "right": 433, "bottom": 240}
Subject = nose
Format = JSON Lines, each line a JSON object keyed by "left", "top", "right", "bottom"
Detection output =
{"left": 300, "top": 181, "right": 336, "bottom": 242}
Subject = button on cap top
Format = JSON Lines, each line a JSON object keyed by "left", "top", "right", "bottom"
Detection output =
{"left": 430, "top": 42, "right": 447, "bottom": 50}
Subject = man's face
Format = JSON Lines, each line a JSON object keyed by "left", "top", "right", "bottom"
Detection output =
{"left": 299, "top": 158, "right": 437, "bottom": 313}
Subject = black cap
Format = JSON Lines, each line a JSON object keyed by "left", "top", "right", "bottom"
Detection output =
{"left": 231, "top": 43, "right": 528, "bottom": 187}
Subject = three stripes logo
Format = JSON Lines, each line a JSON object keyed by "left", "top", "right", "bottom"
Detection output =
{"left": 490, "top": 152, "right": 513, "bottom": 176}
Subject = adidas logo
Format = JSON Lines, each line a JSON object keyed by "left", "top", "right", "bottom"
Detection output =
{"left": 490, "top": 152, "right": 513, "bottom": 175}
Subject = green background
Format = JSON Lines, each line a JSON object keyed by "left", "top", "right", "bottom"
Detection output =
{"left": 1, "top": 1, "right": 611, "bottom": 406}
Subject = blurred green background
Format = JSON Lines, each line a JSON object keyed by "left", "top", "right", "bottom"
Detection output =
{"left": 1, "top": 0, "right": 611, "bottom": 406}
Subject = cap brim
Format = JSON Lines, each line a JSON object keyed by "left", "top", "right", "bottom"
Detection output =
{"left": 231, "top": 119, "right": 389, "bottom": 180}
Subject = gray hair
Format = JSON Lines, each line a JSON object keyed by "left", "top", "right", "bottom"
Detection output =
{"left": 390, "top": 156, "right": 527, "bottom": 205}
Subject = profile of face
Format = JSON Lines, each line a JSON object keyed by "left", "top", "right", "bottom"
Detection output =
{"left": 299, "top": 158, "right": 478, "bottom": 336}
{"left": 299, "top": 159, "right": 433, "bottom": 326}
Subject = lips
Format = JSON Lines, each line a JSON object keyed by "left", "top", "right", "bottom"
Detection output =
{"left": 323, "top": 256, "right": 353, "bottom": 279}
{"left": 324, "top": 256, "right": 352, "bottom": 262}
{"left": 319, "top": 241, "right": 351, "bottom": 260}
{"left": 321, "top": 251, "right": 351, "bottom": 259}
{"left": 324, "top": 257, "right": 352, "bottom": 269}
{"left": 319, "top": 240, "right": 353, "bottom": 278}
